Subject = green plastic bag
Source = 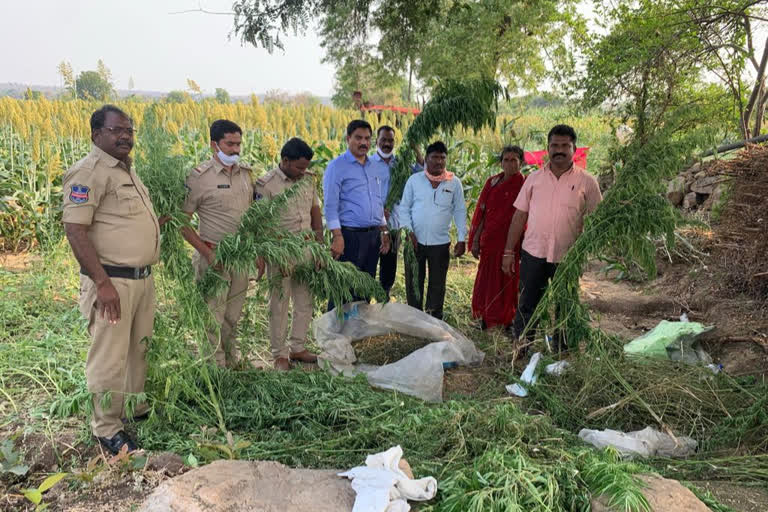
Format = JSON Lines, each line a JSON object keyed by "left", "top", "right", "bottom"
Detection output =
{"left": 624, "top": 320, "right": 713, "bottom": 363}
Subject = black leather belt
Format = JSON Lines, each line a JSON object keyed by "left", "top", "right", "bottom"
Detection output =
{"left": 341, "top": 226, "right": 379, "bottom": 232}
{"left": 81, "top": 265, "right": 152, "bottom": 280}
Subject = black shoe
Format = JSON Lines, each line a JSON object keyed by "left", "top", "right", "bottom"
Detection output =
{"left": 97, "top": 430, "right": 138, "bottom": 455}
{"left": 480, "top": 319, "right": 488, "bottom": 331}
{"left": 121, "top": 411, "right": 150, "bottom": 424}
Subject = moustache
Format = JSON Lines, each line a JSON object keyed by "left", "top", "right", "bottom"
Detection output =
{"left": 552, "top": 152, "right": 567, "bottom": 158}
{"left": 116, "top": 142, "right": 133, "bottom": 148}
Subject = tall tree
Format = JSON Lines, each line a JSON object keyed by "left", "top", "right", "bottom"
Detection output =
{"left": 584, "top": 0, "right": 768, "bottom": 141}
{"left": 75, "top": 70, "right": 113, "bottom": 101}
{"left": 231, "top": 0, "right": 582, "bottom": 102}
{"left": 215, "top": 87, "right": 231, "bottom": 104}
{"left": 681, "top": 0, "right": 768, "bottom": 138}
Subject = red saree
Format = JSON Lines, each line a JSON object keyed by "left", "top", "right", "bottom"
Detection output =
{"left": 469, "top": 172, "right": 525, "bottom": 328}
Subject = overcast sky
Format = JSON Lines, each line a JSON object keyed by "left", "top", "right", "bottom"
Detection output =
{"left": 0, "top": 0, "right": 335, "bottom": 96}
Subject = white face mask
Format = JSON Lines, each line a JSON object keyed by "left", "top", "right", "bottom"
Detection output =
{"left": 216, "top": 143, "right": 240, "bottom": 166}
{"left": 377, "top": 149, "right": 393, "bottom": 159}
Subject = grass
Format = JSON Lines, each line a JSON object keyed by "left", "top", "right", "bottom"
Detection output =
{"left": 1, "top": 241, "right": 764, "bottom": 510}
{"left": 0, "top": 245, "right": 660, "bottom": 511}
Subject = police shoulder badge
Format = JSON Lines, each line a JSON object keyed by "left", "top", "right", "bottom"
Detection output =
{"left": 69, "top": 184, "right": 90, "bottom": 204}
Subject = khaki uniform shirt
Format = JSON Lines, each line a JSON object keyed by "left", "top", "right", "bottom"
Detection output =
{"left": 183, "top": 158, "right": 254, "bottom": 244}
{"left": 254, "top": 167, "right": 319, "bottom": 233}
{"left": 62, "top": 145, "right": 160, "bottom": 267}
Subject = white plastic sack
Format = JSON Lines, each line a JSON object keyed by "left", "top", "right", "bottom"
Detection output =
{"left": 506, "top": 352, "right": 542, "bottom": 397}
{"left": 338, "top": 446, "right": 437, "bottom": 512}
{"left": 313, "top": 302, "right": 484, "bottom": 402}
{"left": 545, "top": 360, "right": 570, "bottom": 376}
{"left": 579, "top": 426, "right": 697, "bottom": 459}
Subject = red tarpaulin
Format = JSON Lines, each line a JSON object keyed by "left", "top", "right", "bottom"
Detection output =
{"left": 524, "top": 147, "right": 590, "bottom": 169}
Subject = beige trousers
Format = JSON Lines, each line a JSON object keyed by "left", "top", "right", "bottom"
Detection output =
{"left": 80, "top": 274, "right": 155, "bottom": 438}
{"left": 194, "top": 251, "right": 249, "bottom": 368}
{"left": 268, "top": 266, "right": 313, "bottom": 359}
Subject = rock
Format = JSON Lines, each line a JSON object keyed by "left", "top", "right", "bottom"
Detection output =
{"left": 688, "top": 162, "right": 701, "bottom": 175}
{"left": 592, "top": 474, "right": 709, "bottom": 511}
{"left": 666, "top": 177, "right": 686, "bottom": 206}
{"left": 683, "top": 191, "right": 699, "bottom": 209}
{"left": 691, "top": 175, "right": 722, "bottom": 195}
{"left": 694, "top": 170, "right": 706, "bottom": 180}
{"left": 140, "top": 460, "right": 356, "bottom": 512}
{"left": 702, "top": 184, "right": 725, "bottom": 211}
{"left": 668, "top": 191, "right": 684, "bottom": 206}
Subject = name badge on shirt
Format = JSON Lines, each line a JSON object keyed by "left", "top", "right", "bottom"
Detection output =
{"left": 217, "top": 184, "right": 231, "bottom": 189}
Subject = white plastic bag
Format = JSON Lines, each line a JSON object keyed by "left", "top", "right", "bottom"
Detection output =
{"left": 545, "top": 360, "right": 570, "bottom": 376}
{"left": 506, "top": 352, "right": 541, "bottom": 397}
{"left": 313, "top": 302, "right": 484, "bottom": 402}
{"left": 579, "top": 426, "right": 697, "bottom": 459}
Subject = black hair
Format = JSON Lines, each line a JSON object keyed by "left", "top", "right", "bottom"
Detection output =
{"left": 547, "top": 124, "right": 577, "bottom": 145}
{"left": 500, "top": 144, "right": 524, "bottom": 162}
{"left": 377, "top": 125, "right": 395, "bottom": 137}
{"left": 90, "top": 105, "right": 132, "bottom": 132}
{"left": 426, "top": 140, "right": 448, "bottom": 155}
{"left": 210, "top": 119, "right": 242, "bottom": 143}
{"left": 346, "top": 119, "right": 373, "bottom": 137}
{"left": 280, "top": 137, "right": 314, "bottom": 161}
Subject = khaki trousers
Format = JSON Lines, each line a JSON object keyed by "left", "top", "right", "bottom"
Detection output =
{"left": 268, "top": 266, "right": 313, "bottom": 359}
{"left": 80, "top": 274, "right": 155, "bottom": 438}
{"left": 194, "top": 251, "right": 249, "bottom": 367}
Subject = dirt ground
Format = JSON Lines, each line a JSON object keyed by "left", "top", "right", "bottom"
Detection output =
{"left": 690, "top": 480, "right": 768, "bottom": 512}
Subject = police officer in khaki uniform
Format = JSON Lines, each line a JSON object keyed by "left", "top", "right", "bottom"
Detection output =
{"left": 63, "top": 105, "right": 160, "bottom": 455}
{"left": 254, "top": 138, "right": 322, "bottom": 371}
{"left": 181, "top": 120, "right": 261, "bottom": 368}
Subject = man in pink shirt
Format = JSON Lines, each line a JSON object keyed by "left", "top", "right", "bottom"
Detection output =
{"left": 501, "top": 124, "right": 602, "bottom": 352}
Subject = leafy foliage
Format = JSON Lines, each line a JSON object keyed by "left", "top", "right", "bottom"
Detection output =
{"left": 75, "top": 70, "right": 113, "bottom": 101}
{"left": 233, "top": 0, "right": 581, "bottom": 103}
{"left": 386, "top": 78, "right": 506, "bottom": 209}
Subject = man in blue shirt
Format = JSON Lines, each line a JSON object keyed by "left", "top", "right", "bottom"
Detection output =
{"left": 399, "top": 141, "right": 467, "bottom": 320}
{"left": 323, "top": 119, "right": 392, "bottom": 310}
{"left": 370, "top": 125, "right": 424, "bottom": 301}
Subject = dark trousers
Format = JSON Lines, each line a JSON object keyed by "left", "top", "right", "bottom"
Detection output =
{"left": 512, "top": 250, "right": 558, "bottom": 342}
{"left": 378, "top": 230, "right": 400, "bottom": 295}
{"left": 327, "top": 227, "right": 381, "bottom": 312}
{"left": 405, "top": 243, "right": 450, "bottom": 320}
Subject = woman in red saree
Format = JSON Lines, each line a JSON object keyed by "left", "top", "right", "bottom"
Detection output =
{"left": 469, "top": 146, "right": 526, "bottom": 329}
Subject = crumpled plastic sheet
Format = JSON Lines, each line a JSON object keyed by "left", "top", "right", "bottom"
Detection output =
{"left": 579, "top": 426, "right": 698, "bottom": 459}
{"left": 314, "top": 302, "right": 484, "bottom": 402}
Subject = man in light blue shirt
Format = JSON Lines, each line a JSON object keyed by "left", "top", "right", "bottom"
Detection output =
{"left": 370, "top": 125, "right": 424, "bottom": 301}
{"left": 399, "top": 141, "right": 467, "bottom": 319}
{"left": 323, "top": 119, "right": 391, "bottom": 310}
